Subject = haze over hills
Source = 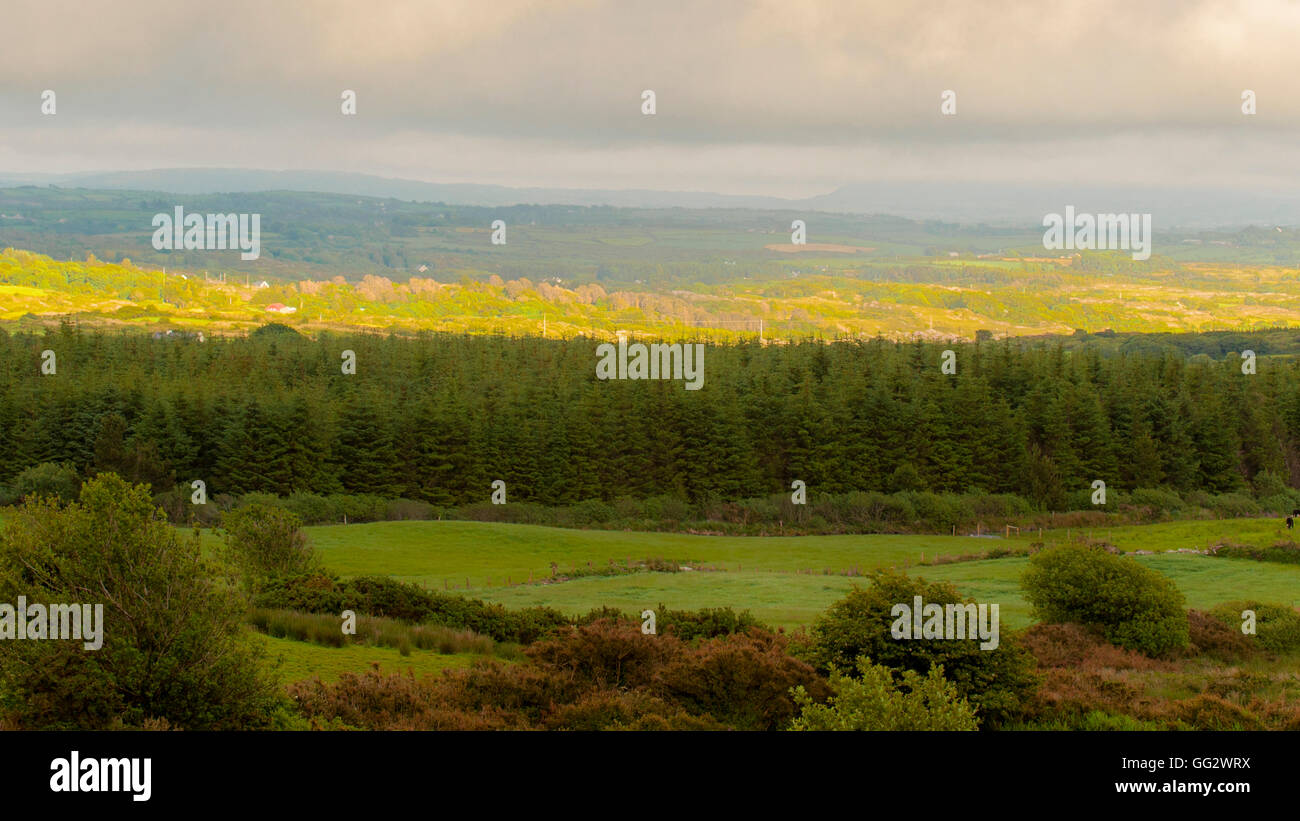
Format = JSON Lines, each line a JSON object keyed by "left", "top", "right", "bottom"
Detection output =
{"left": 4, "top": 169, "right": 1300, "bottom": 230}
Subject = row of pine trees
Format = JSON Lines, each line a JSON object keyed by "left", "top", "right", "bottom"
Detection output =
{"left": 0, "top": 323, "right": 1296, "bottom": 509}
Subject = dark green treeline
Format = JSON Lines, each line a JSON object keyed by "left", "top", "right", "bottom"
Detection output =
{"left": 0, "top": 323, "right": 1295, "bottom": 509}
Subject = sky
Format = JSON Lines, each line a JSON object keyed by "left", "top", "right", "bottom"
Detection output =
{"left": 1, "top": 0, "right": 1297, "bottom": 198}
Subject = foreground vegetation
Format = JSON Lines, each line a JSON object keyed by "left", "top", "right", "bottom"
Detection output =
{"left": 2, "top": 478, "right": 1296, "bottom": 731}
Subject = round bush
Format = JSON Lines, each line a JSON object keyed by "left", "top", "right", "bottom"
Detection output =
{"left": 12, "top": 462, "right": 82, "bottom": 504}
{"left": 1021, "top": 543, "right": 1188, "bottom": 656}
{"left": 1126, "top": 487, "right": 1185, "bottom": 515}
{"left": 1210, "top": 493, "right": 1260, "bottom": 518}
{"left": 807, "top": 569, "right": 1039, "bottom": 727}
{"left": 569, "top": 498, "right": 617, "bottom": 526}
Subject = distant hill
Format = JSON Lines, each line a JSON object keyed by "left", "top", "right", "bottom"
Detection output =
{"left": 0, "top": 169, "right": 794, "bottom": 211}
{"left": 5, "top": 169, "right": 1300, "bottom": 229}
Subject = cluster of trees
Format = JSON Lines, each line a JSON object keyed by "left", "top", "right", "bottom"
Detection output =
{"left": 1, "top": 325, "right": 1297, "bottom": 510}
{"left": 0, "top": 474, "right": 281, "bottom": 729}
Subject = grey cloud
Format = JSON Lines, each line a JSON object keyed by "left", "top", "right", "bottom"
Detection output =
{"left": 1, "top": 0, "right": 1297, "bottom": 193}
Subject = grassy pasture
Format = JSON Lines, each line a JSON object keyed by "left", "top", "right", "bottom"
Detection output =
{"left": 303, "top": 520, "right": 1003, "bottom": 587}
{"left": 469, "top": 554, "right": 1300, "bottom": 630}
{"left": 1058, "top": 517, "right": 1295, "bottom": 552}
{"left": 294, "top": 518, "right": 1300, "bottom": 630}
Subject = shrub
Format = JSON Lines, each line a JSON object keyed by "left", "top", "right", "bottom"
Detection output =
{"left": 875, "top": 492, "right": 916, "bottom": 525}
{"left": 1186, "top": 609, "right": 1256, "bottom": 660}
{"left": 1021, "top": 543, "right": 1188, "bottom": 656}
{"left": 643, "top": 494, "right": 693, "bottom": 522}
{"left": 970, "top": 493, "right": 1033, "bottom": 519}
{"left": 11, "top": 462, "right": 81, "bottom": 504}
{"left": 221, "top": 502, "right": 315, "bottom": 583}
{"left": 1210, "top": 541, "right": 1300, "bottom": 565}
{"left": 807, "top": 569, "right": 1039, "bottom": 727}
{"left": 904, "top": 491, "right": 974, "bottom": 532}
{"left": 1029, "top": 668, "right": 1146, "bottom": 724}
{"left": 287, "top": 667, "right": 521, "bottom": 731}
{"left": 1259, "top": 494, "right": 1298, "bottom": 516}
{"left": 289, "top": 658, "right": 737, "bottom": 731}
{"left": 1166, "top": 695, "right": 1265, "bottom": 731}
{"left": 1020, "top": 622, "right": 1170, "bottom": 671}
{"left": 656, "top": 604, "right": 765, "bottom": 641}
{"left": 434, "top": 661, "right": 588, "bottom": 726}
{"left": 526, "top": 619, "right": 676, "bottom": 690}
{"left": 655, "top": 629, "right": 828, "bottom": 730}
{"left": 1251, "top": 469, "right": 1293, "bottom": 500}
{"left": 1126, "top": 487, "right": 1185, "bottom": 515}
{"left": 1209, "top": 493, "right": 1260, "bottom": 518}
{"left": 385, "top": 498, "right": 435, "bottom": 521}
{"left": 254, "top": 573, "right": 570, "bottom": 644}
{"left": 790, "top": 657, "right": 978, "bottom": 731}
{"left": 238, "top": 491, "right": 282, "bottom": 510}
{"left": 541, "top": 690, "right": 724, "bottom": 731}
{"left": 344, "top": 575, "right": 445, "bottom": 622}
{"left": 612, "top": 496, "right": 644, "bottom": 520}
{"left": 327, "top": 493, "right": 388, "bottom": 523}
{"left": 1208, "top": 601, "right": 1300, "bottom": 653}
{"left": 569, "top": 499, "right": 617, "bottom": 526}
{"left": 153, "top": 482, "right": 222, "bottom": 526}
{"left": 0, "top": 473, "right": 281, "bottom": 729}
{"left": 280, "top": 491, "right": 339, "bottom": 525}
{"left": 252, "top": 571, "right": 347, "bottom": 613}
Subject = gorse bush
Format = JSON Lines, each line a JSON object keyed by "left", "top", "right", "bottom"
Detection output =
{"left": 653, "top": 628, "right": 828, "bottom": 730}
{"left": 1021, "top": 543, "right": 1189, "bottom": 656}
{"left": 656, "top": 604, "right": 764, "bottom": 641}
{"left": 288, "top": 620, "right": 823, "bottom": 730}
{"left": 526, "top": 619, "right": 676, "bottom": 691}
{"left": 1186, "top": 609, "right": 1257, "bottom": 660}
{"left": 1208, "top": 601, "right": 1300, "bottom": 653}
{"left": 790, "top": 657, "right": 979, "bottom": 731}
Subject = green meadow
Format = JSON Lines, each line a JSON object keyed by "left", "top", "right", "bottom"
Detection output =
{"left": 283, "top": 517, "right": 1300, "bottom": 631}
{"left": 302, "top": 520, "right": 986, "bottom": 588}
{"left": 468, "top": 554, "right": 1300, "bottom": 631}
{"left": 1056, "top": 517, "right": 1296, "bottom": 553}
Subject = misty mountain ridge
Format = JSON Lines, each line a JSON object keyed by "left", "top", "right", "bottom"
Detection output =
{"left": 2, "top": 168, "right": 1300, "bottom": 230}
